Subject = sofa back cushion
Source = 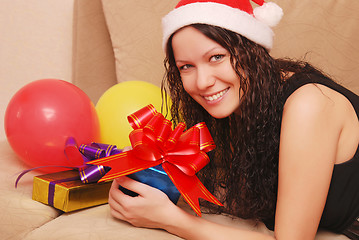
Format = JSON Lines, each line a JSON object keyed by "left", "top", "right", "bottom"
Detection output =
{"left": 102, "top": 0, "right": 359, "bottom": 94}
{"left": 271, "top": 0, "right": 359, "bottom": 94}
{"left": 101, "top": 0, "right": 177, "bottom": 87}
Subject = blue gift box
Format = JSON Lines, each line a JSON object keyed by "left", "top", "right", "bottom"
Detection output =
{"left": 119, "top": 164, "right": 181, "bottom": 204}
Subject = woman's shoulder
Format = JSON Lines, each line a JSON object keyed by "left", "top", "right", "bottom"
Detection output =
{"left": 282, "top": 81, "right": 359, "bottom": 165}
{"left": 282, "top": 66, "right": 354, "bottom": 124}
{"left": 281, "top": 81, "right": 345, "bottom": 152}
{"left": 281, "top": 64, "right": 338, "bottom": 102}
{"left": 284, "top": 78, "right": 355, "bottom": 119}
{"left": 283, "top": 83, "right": 338, "bottom": 122}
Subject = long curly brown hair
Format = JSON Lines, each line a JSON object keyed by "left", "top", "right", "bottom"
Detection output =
{"left": 161, "top": 24, "right": 316, "bottom": 223}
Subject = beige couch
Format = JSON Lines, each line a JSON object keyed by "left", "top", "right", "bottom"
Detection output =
{"left": 1, "top": 0, "right": 358, "bottom": 239}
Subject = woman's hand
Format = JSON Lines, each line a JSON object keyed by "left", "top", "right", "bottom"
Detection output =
{"left": 109, "top": 178, "right": 275, "bottom": 240}
{"left": 121, "top": 146, "right": 132, "bottom": 152}
{"left": 108, "top": 176, "right": 177, "bottom": 229}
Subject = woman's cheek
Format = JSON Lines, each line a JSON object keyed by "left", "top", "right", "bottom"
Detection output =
{"left": 181, "top": 79, "right": 191, "bottom": 94}
{"left": 181, "top": 74, "right": 196, "bottom": 93}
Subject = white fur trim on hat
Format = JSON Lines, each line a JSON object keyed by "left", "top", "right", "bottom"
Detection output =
{"left": 253, "top": 2, "right": 283, "bottom": 27}
{"left": 162, "top": 2, "right": 275, "bottom": 51}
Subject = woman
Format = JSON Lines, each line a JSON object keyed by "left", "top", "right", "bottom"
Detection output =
{"left": 108, "top": 0, "right": 359, "bottom": 239}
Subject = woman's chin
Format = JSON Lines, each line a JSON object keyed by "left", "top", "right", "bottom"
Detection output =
{"left": 208, "top": 110, "right": 232, "bottom": 119}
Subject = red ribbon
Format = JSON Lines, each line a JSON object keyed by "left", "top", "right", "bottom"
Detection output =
{"left": 88, "top": 104, "right": 223, "bottom": 216}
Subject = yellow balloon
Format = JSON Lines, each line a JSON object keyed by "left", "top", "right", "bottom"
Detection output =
{"left": 96, "top": 81, "right": 170, "bottom": 148}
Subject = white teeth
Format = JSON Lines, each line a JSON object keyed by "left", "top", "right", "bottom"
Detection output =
{"left": 204, "top": 88, "right": 228, "bottom": 101}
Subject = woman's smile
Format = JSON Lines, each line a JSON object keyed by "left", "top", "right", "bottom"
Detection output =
{"left": 202, "top": 87, "right": 229, "bottom": 103}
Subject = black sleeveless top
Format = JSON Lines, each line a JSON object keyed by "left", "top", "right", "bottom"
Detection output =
{"left": 281, "top": 70, "right": 359, "bottom": 234}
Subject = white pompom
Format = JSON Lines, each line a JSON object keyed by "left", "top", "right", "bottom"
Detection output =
{"left": 253, "top": 2, "right": 283, "bottom": 27}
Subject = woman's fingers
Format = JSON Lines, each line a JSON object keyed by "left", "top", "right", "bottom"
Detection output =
{"left": 122, "top": 146, "right": 132, "bottom": 152}
{"left": 115, "top": 176, "right": 153, "bottom": 197}
{"left": 107, "top": 176, "right": 177, "bottom": 228}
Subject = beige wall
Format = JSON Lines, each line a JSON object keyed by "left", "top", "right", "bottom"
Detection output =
{"left": 0, "top": 0, "right": 75, "bottom": 141}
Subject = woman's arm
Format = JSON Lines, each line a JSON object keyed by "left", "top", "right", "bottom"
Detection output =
{"left": 109, "top": 177, "right": 274, "bottom": 240}
{"left": 274, "top": 84, "right": 342, "bottom": 239}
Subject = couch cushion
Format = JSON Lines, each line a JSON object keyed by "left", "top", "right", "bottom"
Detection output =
{"left": 22, "top": 197, "right": 348, "bottom": 240}
{"left": 23, "top": 204, "right": 182, "bottom": 240}
{"left": 271, "top": 0, "right": 359, "bottom": 94}
{"left": 101, "top": 0, "right": 178, "bottom": 87}
{"left": 0, "top": 0, "right": 75, "bottom": 141}
{"left": 72, "top": 0, "right": 117, "bottom": 105}
{"left": 0, "top": 141, "right": 61, "bottom": 240}
{"left": 22, "top": 199, "right": 273, "bottom": 240}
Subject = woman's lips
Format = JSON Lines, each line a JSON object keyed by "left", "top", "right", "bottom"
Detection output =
{"left": 203, "top": 88, "right": 229, "bottom": 102}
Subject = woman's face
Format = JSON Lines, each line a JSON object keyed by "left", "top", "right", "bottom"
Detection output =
{"left": 172, "top": 26, "right": 241, "bottom": 119}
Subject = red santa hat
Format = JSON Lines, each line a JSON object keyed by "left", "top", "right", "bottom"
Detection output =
{"left": 162, "top": 0, "right": 283, "bottom": 51}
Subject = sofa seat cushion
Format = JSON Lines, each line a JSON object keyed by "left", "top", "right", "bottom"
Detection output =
{"left": 22, "top": 199, "right": 273, "bottom": 240}
{"left": 0, "top": 141, "right": 61, "bottom": 240}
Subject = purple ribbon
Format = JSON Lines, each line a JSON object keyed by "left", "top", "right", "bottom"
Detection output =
{"left": 46, "top": 138, "right": 123, "bottom": 207}
{"left": 48, "top": 176, "right": 79, "bottom": 207}
{"left": 64, "top": 137, "right": 122, "bottom": 184}
{"left": 15, "top": 137, "right": 122, "bottom": 186}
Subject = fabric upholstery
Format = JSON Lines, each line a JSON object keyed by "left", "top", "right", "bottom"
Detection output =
{"left": 271, "top": 0, "right": 359, "bottom": 95}
{"left": 22, "top": 199, "right": 272, "bottom": 240}
{"left": 0, "top": 0, "right": 75, "bottom": 141}
{"left": 0, "top": 141, "right": 61, "bottom": 240}
{"left": 101, "top": 0, "right": 178, "bottom": 87}
{"left": 72, "top": 0, "right": 117, "bottom": 105}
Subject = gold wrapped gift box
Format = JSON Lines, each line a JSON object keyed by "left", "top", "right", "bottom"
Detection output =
{"left": 32, "top": 170, "right": 112, "bottom": 212}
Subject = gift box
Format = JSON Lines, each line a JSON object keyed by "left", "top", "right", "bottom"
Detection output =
{"left": 88, "top": 104, "right": 223, "bottom": 216}
{"left": 32, "top": 170, "right": 112, "bottom": 212}
{"left": 119, "top": 164, "right": 181, "bottom": 204}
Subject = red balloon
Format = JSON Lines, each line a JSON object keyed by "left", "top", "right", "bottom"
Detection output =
{"left": 4, "top": 79, "right": 100, "bottom": 171}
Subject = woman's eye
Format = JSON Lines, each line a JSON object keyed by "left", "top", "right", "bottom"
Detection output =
{"left": 210, "top": 54, "right": 224, "bottom": 62}
{"left": 179, "top": 64, "right": 192, "bottom": 71}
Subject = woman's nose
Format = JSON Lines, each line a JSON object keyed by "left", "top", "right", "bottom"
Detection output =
{"left": 196, "top": 66, "right": 215, "bottom": 90}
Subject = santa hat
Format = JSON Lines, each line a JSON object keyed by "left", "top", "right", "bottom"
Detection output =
{"left": 162, "top": 0, "right": 283, "bottom": 51}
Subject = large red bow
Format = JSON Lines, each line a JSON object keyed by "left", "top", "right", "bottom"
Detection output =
{"left": 88, "top": 104, "right": 222, "bottom": 216}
